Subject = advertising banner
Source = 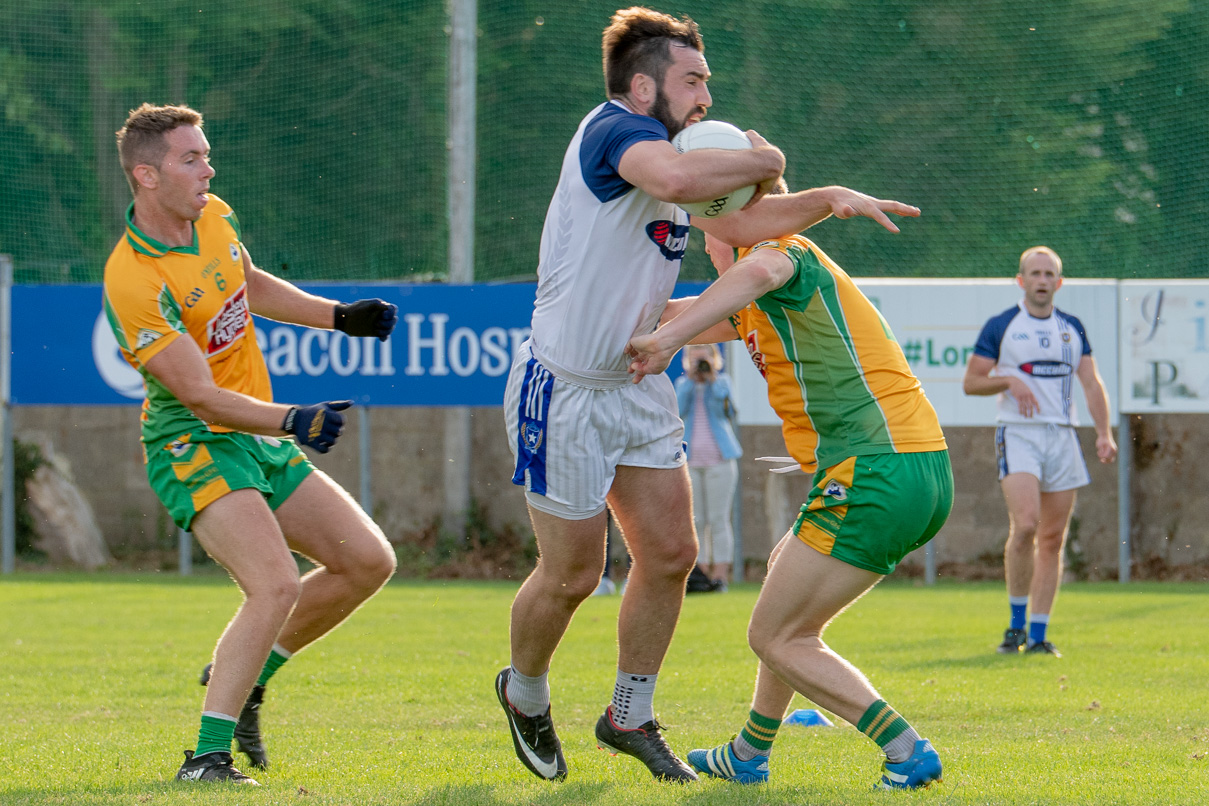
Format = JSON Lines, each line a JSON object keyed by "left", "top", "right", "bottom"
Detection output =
{"left": 13, "top": 284, "right": 536, "bottom": 406}
{"left": 726, "top": 279, "right": 1119, "bottom": 428}
{"left": 11, "top": 282, "right": 707, "bottom": 407}
{"left": 1119, "top": 281, "right": 1209, "bottom": 413}
{"left": 11, "top": 279, "right": 1122, "bottom": 421}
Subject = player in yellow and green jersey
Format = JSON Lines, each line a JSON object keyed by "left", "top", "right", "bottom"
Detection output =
{"left": 627, "top": 213, "right": 952, "bottom": 791}
{"left": 103, "top": 103, "right": 399, "bottom": 785}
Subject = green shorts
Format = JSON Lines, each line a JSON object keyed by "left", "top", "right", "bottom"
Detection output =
{"left": 790, "top": 450, "right": 953, "bottom": 575}
{"left": 145, "top": 430, "right": 315, "bottom": 530}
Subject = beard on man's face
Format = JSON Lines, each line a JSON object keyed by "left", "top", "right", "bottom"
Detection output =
{"left": 650, "top": 86, "right": 687, "bottom": 139}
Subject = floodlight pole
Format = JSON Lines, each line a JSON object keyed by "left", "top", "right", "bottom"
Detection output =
{"left": 445, "top": 0, "right": 476, "bottom": 540}
{"left": 1, "top": 255, "right": 13, "bottom": 575}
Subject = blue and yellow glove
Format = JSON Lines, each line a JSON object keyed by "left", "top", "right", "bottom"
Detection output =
{"left": 282, "top": 400, "right": 353, "bottom": 453}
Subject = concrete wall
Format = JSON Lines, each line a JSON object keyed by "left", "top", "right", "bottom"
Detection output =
{"left": 11, "top": 408, "right": 1209, "bottom": 577}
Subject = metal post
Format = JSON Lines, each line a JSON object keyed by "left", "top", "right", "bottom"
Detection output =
{"left": 445, "top": 0, "right": 476, "bottom": 540}
{"left": 447, "top": 0, "right": 476, "bottom": 283}
{"left": 732, "top": 465, "right": 744, "bottom": 583}
{"left": 925, "top": 541, "right": 937, "bottom": 585}
{"left": 1, "top": 255, "right": 13, "bottom": 575}
{"left": 1117, "top": 413, "right": 1131, "bottom": 583}
{"left": 359, "top": 404, "right": 372, "bottom": 515}
{"left": 178, "top": 528, "right": 192, "bottom": 576}
{"left": 443, "top": 408, "right": 471, "bottom": 539}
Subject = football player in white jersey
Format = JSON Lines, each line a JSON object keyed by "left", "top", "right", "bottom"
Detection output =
{"left": 962, "top": 246, "right": 1117, "bottom": 658}
{"left": 497, "top": 6, "right": 921, "bottom": 783}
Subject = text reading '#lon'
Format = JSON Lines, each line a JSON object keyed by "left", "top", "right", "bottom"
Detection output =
{"left": 899, "top": 339, "right": 977, "bottom": 368}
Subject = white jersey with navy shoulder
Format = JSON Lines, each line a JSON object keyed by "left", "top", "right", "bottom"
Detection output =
{"left": 973, "top": 302, "right": 1092, "bottom": 426}
{"left": 527, "top": 100, "right": 690, "bottom": 381}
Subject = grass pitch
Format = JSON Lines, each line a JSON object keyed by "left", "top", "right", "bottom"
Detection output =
{"left": 2, "top": 574, "right": 1208, "bottom": 805}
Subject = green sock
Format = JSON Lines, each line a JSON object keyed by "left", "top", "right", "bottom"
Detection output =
{"left": 195, "top": 712, "right": 237, "bottom": 757}
{"left": 733, "top": 709, "right": 781, "bottom": 760}
{"left": 857, "top": 699, "right": 910, "bottom": 749}
{"left": 256, "top": 646, "right": 291, "bottom": 687}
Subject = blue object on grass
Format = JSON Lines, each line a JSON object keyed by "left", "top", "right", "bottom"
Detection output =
{"left": 782, "top": 708, "right": 834, "bottom": 727}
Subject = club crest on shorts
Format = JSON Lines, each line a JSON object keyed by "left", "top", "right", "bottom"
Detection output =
{"left": 165, "top": 437, "right": 192, "bottom": 457}
{"left": 521, "top": 422, "right": 544, "bottom": 453}
{"left": 822, "top": 480, "right": 848, "bottom": 500}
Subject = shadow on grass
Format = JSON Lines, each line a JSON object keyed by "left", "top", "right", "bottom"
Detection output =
{"left": 889, "top": 652, "right": 1037, "bottom": 671}
{"left": 410, "top": 781, "right": 612, "bottom": 806}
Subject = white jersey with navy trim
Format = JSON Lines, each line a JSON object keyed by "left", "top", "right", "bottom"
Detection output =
{"left": 973, "top": 302, "right": 1092, "bottom": 426}
{"left": 527, "top": 100, "right": 690, "bottom": 378}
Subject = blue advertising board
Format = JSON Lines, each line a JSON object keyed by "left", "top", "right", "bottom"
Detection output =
{"left": 12, "top": 282, "right": 707, "bottom": 406}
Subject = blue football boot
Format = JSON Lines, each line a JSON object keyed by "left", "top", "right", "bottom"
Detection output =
{"left": 687, "top": 741, "right": 769, "bottom": 784}
{"left": 879, "top": 739, "right": 942, "bottom": 790}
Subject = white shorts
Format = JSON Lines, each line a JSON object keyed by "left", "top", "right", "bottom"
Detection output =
{"left": 995, "top": 423, "right": 1090, "bottom": 493}
{"left": 504, "top": 341, "right": 686, "bottom": 520}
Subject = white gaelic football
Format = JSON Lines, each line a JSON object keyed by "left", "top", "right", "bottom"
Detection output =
{"left": 670, "top": 120, "right": 757, "bottom": 218}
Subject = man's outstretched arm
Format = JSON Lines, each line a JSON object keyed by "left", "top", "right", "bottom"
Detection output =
{"left": 695, "top": 185, "right": 920, "bottom": 247}
{"left": 243, "top": 247, "right": 397, "bottom": 340}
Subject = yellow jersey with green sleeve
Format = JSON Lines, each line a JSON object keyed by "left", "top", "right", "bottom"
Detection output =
{"left": 102, "top": 194, "right": 272, "bottom": 447}
{"left": 730, "top": 234, "right": 946, "bottom": 474}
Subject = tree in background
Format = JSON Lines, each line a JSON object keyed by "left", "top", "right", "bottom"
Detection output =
{"left": 0, "top": 0, "right": 1203, "bottom": 283}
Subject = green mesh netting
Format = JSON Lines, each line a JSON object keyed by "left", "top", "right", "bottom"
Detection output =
{"left": 2, "top": 1, "right": 1206, "bottom": 284}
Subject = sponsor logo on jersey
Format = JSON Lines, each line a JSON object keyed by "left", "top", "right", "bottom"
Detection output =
{"left": 822, "top": 480, "right": 848, "bottom": 500}
{"left": 136, "top": 328, "right": 163, "bottom": 349}
{"left": 521, "top": 422, "right": 544, "bottom": 453}
{"left": 645, "top": 220, "right": 690, "bottom": 261}
{"left": 183, "top": 287, "right": 204, "bottom": 308}
{"left": 229, "top": 243, "right": 240, "bottom": 263}
{"left": 205, "top": 284, "right": 249, "bottom": 356}
{"left": 743, "top": 331, "right": 768, "bottom": 377}
{"left": 1011, "top": 332, "right": 1029, "bottom": 341}
{"left": 1019, "top": 360, "right": 1072, "bottom": 377}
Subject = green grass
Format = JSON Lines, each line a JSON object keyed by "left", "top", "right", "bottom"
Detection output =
{"left": 2, "top": 575, "right": 1208, "bottom": 804}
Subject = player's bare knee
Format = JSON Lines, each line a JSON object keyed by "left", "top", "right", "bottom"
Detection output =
{"left": 747, "top": 625, "right": 772, "bottom": 661}
{"left": 534, "top": 559, "right": 603, "bottom": 603}
{"left": 335, "top": 543, "right": 396, "bottom": 594}
{"left": 747, "top": 623, "right": 787, "bottom": 666}
{"left": 377, "top": 541, "right": 398, "bottom": 581}
{"left": 1034, "top": 531, "right": 1066, "bottom": 558}
{"left": 558, "top": 573, "right": 602, "bottom": 604}
{"left": 1007, "top": 523, "right": 1038, "bottom": 548}
{"left": 645, "top": 534, "right": 698, "bottom": 578}
{"left": 247, "top": 575, "right": 303, "bottom": 620}
{"left": 357, "top": 535, "right": 397, "bottom": 586}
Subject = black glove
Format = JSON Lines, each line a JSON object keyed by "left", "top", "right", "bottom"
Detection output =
{"left": 282, "top": 400, "right": 353, "bottom": 454}
{"left": 334, "top": 299, "right": 398, "bottom": 341}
